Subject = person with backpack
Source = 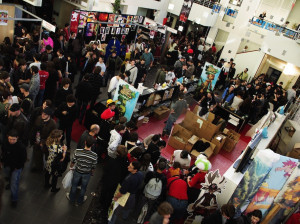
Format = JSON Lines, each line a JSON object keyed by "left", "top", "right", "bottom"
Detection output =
{"left": 136, "top": 160, "right": 168, "bottom": 223}
{"left": 125, "top": 59, "right": 138, "bottom": 86}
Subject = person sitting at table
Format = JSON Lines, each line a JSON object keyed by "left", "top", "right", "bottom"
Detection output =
{"left": 222, "top": 85, "right": 235, "bottom": 104}
{"left": 198, "top": 92, "right": 216, "bottom": 117}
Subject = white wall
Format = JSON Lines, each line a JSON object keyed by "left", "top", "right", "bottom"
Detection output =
{"left": 286, "top": 0, "right": 300, "bottom": 28}
{"left": 188, "top": 3, "right": 219, "bottom": 27}
{"left": 237, "top": 39, "right": 261, "bottom": 52}
{"left": 167, "top": 0, "right": 184, "bottom": 16}
{"left": 261, "top": 31, "right": 300, "bottom": 67}
{"left": 234, "top": 50, "right": 265, "bottom": 80}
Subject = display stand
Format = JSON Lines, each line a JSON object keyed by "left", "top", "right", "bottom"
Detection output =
{"left": 217, "top": 113, "right": 287, "bottom": 206}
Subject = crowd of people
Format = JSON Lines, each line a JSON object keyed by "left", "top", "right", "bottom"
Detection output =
{"left": 0, "top": 18, "right": 297, "bottom": 224}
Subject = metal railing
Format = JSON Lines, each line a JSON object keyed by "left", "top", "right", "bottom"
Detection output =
{"left": 194, "top": 0, "right": 221, "bottom": 9}
{"left": 250, "top": 16, "right": 300, "bottom": 40}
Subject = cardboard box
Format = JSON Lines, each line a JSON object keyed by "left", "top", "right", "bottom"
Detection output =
{"left": 180, "top": 110, "right": 223, "bottom": 141}
{"left": 211, "top": 134, "right": 227, "bottom": 155}
{"left": 185, "top": 135, "right": 200, "bottom": 152}
{"left": 136, "top": 116, "right": 144, "bottom": 127}
{"left": 223, "top": 129, "right": 241, "bottom": 152}
{"left": 168, "top": 124, "right": 193, "bottom": 150}
{"left": 287, "top": 143, "right": 300, "bottom": 159}
{"left": 190, "top": 138, "right": 216, "bottom": 159}
{"left": 153, "top": 106, "right": 170, "bottom": 120}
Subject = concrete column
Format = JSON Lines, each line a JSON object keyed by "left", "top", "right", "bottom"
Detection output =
{"left": 154, "top": 0, "right": 170, "bottom": 24}
{"left": 206, "top": 26, "right": 218, "bottom": 45}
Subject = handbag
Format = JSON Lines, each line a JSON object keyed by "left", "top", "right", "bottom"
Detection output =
{"left": 62, "top": 169, "right": 74, "bottom": 189}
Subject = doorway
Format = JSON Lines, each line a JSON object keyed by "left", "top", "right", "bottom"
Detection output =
{"left": 266, "top": 67, "right": 282, "bottom": 84}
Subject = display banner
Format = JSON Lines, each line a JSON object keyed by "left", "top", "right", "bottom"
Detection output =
{"left": 198, "top": 62, "right": 221, "bottom": 93}
{"left": 70, "top": 11, "right": 80, "bottom": 33}
{"left": 179, "top": 0, "right": 194, "bottom": 23}
{"left": 113, "top": 80, "right": 140, "bottom": 121}
{"left": 0, "top": 10, "right": 8, "bottom": 26}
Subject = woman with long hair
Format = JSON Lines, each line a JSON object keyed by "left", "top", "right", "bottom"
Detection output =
{"left": 45, "top": 129, "right": 67, "bottom": 193}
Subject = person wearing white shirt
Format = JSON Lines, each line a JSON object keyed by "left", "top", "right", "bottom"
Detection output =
{"left": 108, "top": 73, "right": 125, "bottom": 99}
{"left": 125, "top": 60, "right": 138, "bottom": 85}
{"left": 170, "top": 150, "right": 191, "bottom": 169}
{"left": 165, "top": 71, "right": 175, "bottom": 83}
{"left": 29, "top": 53, "right": 41, "bottom": 70}
{"left": 95, "top": 57, "right": 106, "bottom": 76}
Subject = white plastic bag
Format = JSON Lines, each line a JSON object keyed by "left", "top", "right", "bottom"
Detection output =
{"left": 62, "top": 170, "right": 74, "bottom": 189}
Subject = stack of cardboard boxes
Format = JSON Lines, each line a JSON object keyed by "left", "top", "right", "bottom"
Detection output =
{"left": 153, "top": 106, "right": 170, "bottom": 120}
{"left": 168, "top": 110, "right": 241, "bottom": 159}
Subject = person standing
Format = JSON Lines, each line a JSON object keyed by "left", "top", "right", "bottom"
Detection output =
{"left": 55, "top": 95, "right": 77, "bottom": 149}
{"left": 149, "top": 202, "right": 173, "bottom": 224}
{"left": 105, "top": 51, "right": 123, "bottom": 86}
{"left": 107, "top": 125, "right": 126, "bottom": 159}
{"left": 135, "top": 58, "right": 147, "bottom": 88}
{"left": 36, "top": 63, "right": 49, "bottom": 107}
{"left": 66, "top": 136, "right": 97, "bottom": 205}
{"left": 29, "top": 65, "right": 40, "bottom": 104}
{"left": 77, "top": 124, "right": 100, "bottom": 155}
{"left": 30, "top": 107, "right": 56, "bottom": 172}
{"left": 107, "top": 73, "right": 125, "bottom": 99}
{"left": 141, "top": 48, "right": 154, "bottom": 69}
{"left": 89, "top": 67, "right": 104, "bottom": 109}
{"left": 109, "top": 161, "right": 144, "bottom": 224}
{"left": 126, "top": 59, "right": 138, "bottom": 86}
{"left": 45, "top": 129, "right": 68, "bottom": 193}
{"left": 0, "top": 130, "right": 27, "bottom": 207}
{"left": 75, "top": 74, "right": 93, "bottom": 124}
{"left": 162, "top": 92, "right": 188, "bottom": 136}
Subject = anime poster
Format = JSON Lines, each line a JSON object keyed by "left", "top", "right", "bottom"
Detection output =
{"left": 225, "top": 8, "right": 238, "bottom": 18}
{"left": 70, "top": 11, "right": 80, "bottom": 33}
{"left": 198, "top": 62, "right": 221, "bottom": 93}
{"left": 78, "top": 11, "right": 88, "bottom": 28}
{"left": 87, "top": 12, "right": 97, "bottom": 22}
{"left": 99, "top": 13, "right": 109, "bottom": 22}
{"left": 244, "top": 157, "right": 298, "bottom": 217}
{"left": 179, "top": 0, "right": 194, "bottom": 23}
{"left": 85, "top": 23, "right": 97, "bottom": 37}
{"left": 185, "top": 169, "right": 226, "bottom": 224}
{"left": 0, "top": 10, "right": 8, "bottom": 26}
{"left": 108, "top": 14, "right": 115, "bottom": 26}
{"left": 100, "top": 27, "right": 105, "bottom": 34}
{"left": 101, "top": 34, "right": 106, "bottom": 42}
{"left": 228, "top": 149, "right": 279, "bottom": 215}
{"left": 133, "top": 16, "right": 139, "bottom": 23}
{"left": 113, "top": 15, "right": 120, "bottom": 27}
{"left": 111, "top": 27, "right": 116, "bottom": 35}
{"left": 113, "top": 80, "right": 140, "bottom": 121}
{"left": 268, "top": 166, "right": 300, "bottom": 224}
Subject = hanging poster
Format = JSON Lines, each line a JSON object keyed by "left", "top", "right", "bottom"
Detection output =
{"left": 116, "top": 28, "right": 121, "bottom": 35}
{"left": 125, "top": 28, "right": 129, "bottom": 35}
{"left": 0, "top": 10, "right": 8, "bottom": 26}
{"left": 179, "top": 0, "right": 194, "bottom": 23}
{"left": 245, "top": 157, "right": 298, "bottom": 217}
{"left": 108, "top": 14, "right": 115, "bottom": 26}
{"left": 101, "top": 34, "right": 106, "bottom": 41}
{"left": 78, "top": 11, "right": 88, "bottom": 28}
{"left": 100, "top": 27, "right": 105, "bottom": 34}
{"left": 99, "top": 13, "right": 109, "bottom": 22}
{"left": 268, "top": 166, "right": 300, "bottom": 224}
{"left": 111, "top": 27, "right": 116, "bottom": 35}
{"left": 185, "top": 169, "right": 226, "bottom": 224}
{"left": 198, "top": 62, "right": 221, "bottom": 93}
{"left": 70, "top": 11, "right": 80, "bottom": 33}
{"left": 87, "top": 12, "right": 97, "bottom": 22}
{"left": 86, "top": 23, "right": 96, "bottom": 37}
{"left": 105, "top": 27, "right": 110, "bottom": 34}
{"left": 113, "top": 80, "right": 140, "bottom": 121}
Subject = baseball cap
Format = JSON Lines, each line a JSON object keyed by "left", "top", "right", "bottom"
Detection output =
{"left": 106, "top": 99, "right": 118, "bottom": 107}
{"left": 187, "top": 49, "right": 194, "bottom": 54}
{"left": 9, "top": 103, "right": 20, "bottom": 112}
{"left": 19, "top": 83, "right": 29, "bottom": 92}
{"left": 43, "top": 107, "right": 54, "bottom": 116}
{"left": 195, "top": 155, "right": 212, "bottom": 171}
{"left": 101, "top": 108, "right": 115, "bottom": 120}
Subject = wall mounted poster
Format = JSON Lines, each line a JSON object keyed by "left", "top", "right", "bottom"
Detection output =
{"left": 113, "top": 80, "right": 140, "bottom": 121}
{"left": 198, "top": 62, "right": 221, "bottom": 93}
{"left": 0, "top": 10, "right": 8, "bottom": 26}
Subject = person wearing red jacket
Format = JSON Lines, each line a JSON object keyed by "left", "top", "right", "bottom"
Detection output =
{"left": 36, "top": 62, "right": 49, "bottom": 107}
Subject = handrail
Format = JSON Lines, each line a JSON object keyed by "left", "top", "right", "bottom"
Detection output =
{"left": 194, "top": 0, "right": 221, "bottom": 9}
{"left": 237, "top": 49, "right": 260, "bottom": 54}
{"left": 250, "top": 16, "right": 300, "bottom": 40}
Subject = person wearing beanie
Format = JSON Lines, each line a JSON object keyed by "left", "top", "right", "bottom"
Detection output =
{"left": 100, "top": 99, "right": 116, "bottom": 120}
{"left": 187, "top": 154, "right": 212, "bottom": 204}
{"left": 201, "top": 203, "right": 236, "bottom": 224}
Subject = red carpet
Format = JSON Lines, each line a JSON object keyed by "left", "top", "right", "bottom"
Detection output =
{"left": 71, "top": 113, "right": 251, "bottom": 175}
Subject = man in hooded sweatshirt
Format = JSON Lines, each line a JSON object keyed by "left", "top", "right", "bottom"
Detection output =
{"left": 107, "top": 124, "right": 126, "bottom": 159}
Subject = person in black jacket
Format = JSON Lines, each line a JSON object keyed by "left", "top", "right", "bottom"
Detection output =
{"left": 75, "top": 74, "right": 93, "bottom": 124}
{"left": 89, "top": 66, "right": 103, "bottom": 109}
{"left": 55, "top": 95, "right": 77, "bottom": 149}
{"left": 66, "top": 54, "right": 77, "bottom": 83}
{"left": 80, "top": 52, "right": 95, "bottom": 82}
{"left": 0, "top": 129, "right": 27, "bottom": 207}
{"left": 54, "top": 78, "right": 73, "bottom": 107}
{"left": 99, "top": 145, "right": 129, "bottom": 222}
{"left": 135, "top": 59, "right": 147, "bottom": 88}
{"left": 201, "top": 204, "right": 236, "bottom": 224}
{"left": 105, "top": 51, "right": 123, "bottom": 86}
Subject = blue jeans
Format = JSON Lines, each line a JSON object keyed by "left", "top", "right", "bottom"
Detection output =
{"left": 4, "top": 167, "right": 22, "bottom": 202}
{"left": 69, "top": 171, "right": 91, "bottom": 204}
{"left": 164, "top": 115, "right": 177, "bottom": 135}
{"left": 36, "top": 89, "right": 45, "bottom": 107}
{"left": 166, "top": 196, "right": 188, "bottom": 220}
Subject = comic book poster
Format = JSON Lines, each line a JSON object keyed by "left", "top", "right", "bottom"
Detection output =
{"left": 245, "top": 157, "right": 298, "bottom": 217}
{"left": 228, "top": 149, "right": 287, "bottom": 215}
{"left": 0, "top": 10, "right": 8, "bottom": 26}
{"left": 85, "top": 23, "right": 97, "bottom": 37}
{"left": 113, "top": 80, "right": 140, "bottom": 121}
{"left": 179, "top": 0, "right": 194, "bottom": 23}
{"left": 185, "top": 169, "right": 226, "bottom": 224}
{"left": 78, "top": 11, "right": 88, "bottom": 28}
{"left": 108, "top": 14, "right": 115, "bottom": 26}
{"left": 87, "top": 12, "right": 96, "bottom": 22}
{"left": 198, "top": 62, "right": 221, "bottom": 93}
{"left": 268, "top": 165, "right": 300, "bottom": 224}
